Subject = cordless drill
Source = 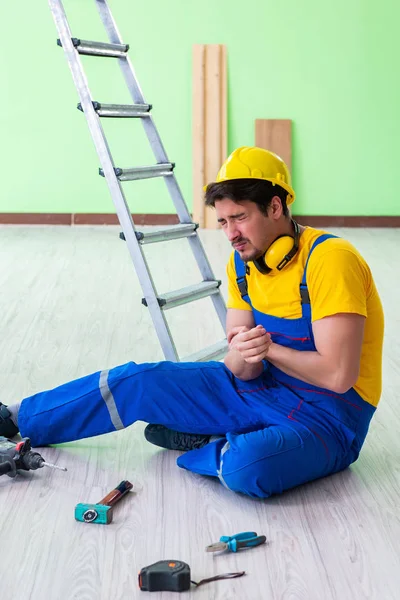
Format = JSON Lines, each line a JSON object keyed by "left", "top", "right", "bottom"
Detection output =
{"left": 0, "top": 436, "right": 67, "bottom": 478}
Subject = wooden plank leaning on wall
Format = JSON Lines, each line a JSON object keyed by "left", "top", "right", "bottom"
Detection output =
{"left": 255, "top": 119, "right": 292, "bottom": 173}
{"left": 193, "top": 44, "right": 227, "bottom": 229}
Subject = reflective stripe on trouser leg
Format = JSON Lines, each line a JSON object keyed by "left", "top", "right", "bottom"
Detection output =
{"left": 18, "top": 361, "right": 261, "bottom": 447}
{"left": 217, "top": 441, "right": 231, "bottom": 489}
{"left": 99, "top": 370, "right": 124, "bottom": 430}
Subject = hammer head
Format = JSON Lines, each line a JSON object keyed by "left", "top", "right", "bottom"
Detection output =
{"left": 75, "top": 503, "right": 113, "bottom": 524}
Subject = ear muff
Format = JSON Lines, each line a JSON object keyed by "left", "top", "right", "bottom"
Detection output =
{"left": 253, "top": 220, "right": 300, "bottom": 274}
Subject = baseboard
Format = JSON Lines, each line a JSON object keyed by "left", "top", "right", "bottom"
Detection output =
{"left": 0, "top": 213, "right": 399, "bottom": 227}
{"left": 72, "top": 213, "right": 180, "bottom": 225}
{"left": 0, "top": 213, "right": 180, "bottom": 226}
{"left": 293, "top": 215, "right": 400, "bottom": 227}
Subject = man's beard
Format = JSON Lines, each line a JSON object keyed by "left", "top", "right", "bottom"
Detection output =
{"left": 244, "top": 248, "right": 264, "bottom": 263}
{"left": 234, "top": 240, "right": 264, "bottom": 263}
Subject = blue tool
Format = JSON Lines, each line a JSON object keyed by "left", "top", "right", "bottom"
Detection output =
{"left": 206, "top": 531, "right": 267, "bottom": 553}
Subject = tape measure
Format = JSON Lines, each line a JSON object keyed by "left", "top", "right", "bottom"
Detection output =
{"left": 138, "top": 560, "right": 190, "bottom": 592}
{"left": 138, "top": 560, "right": 245, "bottom": 592}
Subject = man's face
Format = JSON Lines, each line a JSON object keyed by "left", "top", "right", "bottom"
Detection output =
{"left": 216, "top": 198, "right": 273, "bottom": 262}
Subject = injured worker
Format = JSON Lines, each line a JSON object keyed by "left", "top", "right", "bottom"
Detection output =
{"left": 0, "top": 146, "right": 384, "bottom": 499}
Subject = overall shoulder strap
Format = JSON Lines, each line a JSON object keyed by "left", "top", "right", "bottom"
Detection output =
{"left": 300, "top": 234, "right": 338, "bottom": 312}
{"left": 234, "top": 251, "right": 252, "bottom": 306}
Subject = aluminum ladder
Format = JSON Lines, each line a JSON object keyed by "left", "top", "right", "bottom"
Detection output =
{"left": 48, "top": 0, "right": 228, "bottom": 362}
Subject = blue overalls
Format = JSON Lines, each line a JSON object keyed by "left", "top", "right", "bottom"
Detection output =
{"left": 18, "top": 234, "right": 376, "bottom": 499}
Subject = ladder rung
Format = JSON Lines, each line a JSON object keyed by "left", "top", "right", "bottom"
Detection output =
{"left": 99, "top": 164, "right": 175, "bottom": 181}
{"left": 182, "top": 339, "right": 228, "bottom": 363}
{"left": 119, "top": 223, "right": 199, "bottom": 244}
{"left": 57, "top": 38, "right": 129, "bottom": 58}
{"left": 142, "top": 280, "right": 221, "bottom": 310}
{"left": 77, "top": 101, "right": 152, "bottom": 118}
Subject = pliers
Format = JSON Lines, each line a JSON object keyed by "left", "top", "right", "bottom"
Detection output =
{"left": 206, "top": 531, "right": 266, "bottom": 553}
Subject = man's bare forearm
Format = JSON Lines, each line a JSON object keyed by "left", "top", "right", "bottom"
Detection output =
{"left": 224, "top": 348, "right": 264, "bottom": 381}
{"left": 267, "top": 342, "right": 347, "bottom": 392}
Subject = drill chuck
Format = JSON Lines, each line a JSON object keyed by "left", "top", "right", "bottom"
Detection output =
{"left": 23, "top": 452, "right": 45, "bottom": 471}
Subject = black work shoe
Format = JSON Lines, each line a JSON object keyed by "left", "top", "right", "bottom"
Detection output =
{"left": 144, "top": 424, "right": 210, "bottom": 451}
{"left": 0, "top": 403, "right": 19, "bottom": 438}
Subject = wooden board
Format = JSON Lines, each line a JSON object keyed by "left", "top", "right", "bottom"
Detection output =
{"left": 255, "top": 119, "right": 292, "bottom": 172}
{"left": 193, "top": 44, "right": 227, "bottom": 229}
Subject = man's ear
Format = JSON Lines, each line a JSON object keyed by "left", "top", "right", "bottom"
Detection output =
{"left": 269, "top": 196, "right": 284, "bottom": 220}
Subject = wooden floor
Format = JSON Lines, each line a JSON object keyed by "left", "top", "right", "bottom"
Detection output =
{"left": 0, "top": 225, "right": 399, "bottom": 600}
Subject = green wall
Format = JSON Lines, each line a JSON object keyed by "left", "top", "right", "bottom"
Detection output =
{"left": 1, "top": 0, "right": 399, "bottom": 216}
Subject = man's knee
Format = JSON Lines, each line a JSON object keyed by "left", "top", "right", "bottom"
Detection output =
{"left": 221, "top": 463, "right": 280, "bottom": 498}
{"left": 220, "top": 450, "right": 295, "bottom": 498}
{"left": 218, "top": 426, "right": 330, "bottom": 498}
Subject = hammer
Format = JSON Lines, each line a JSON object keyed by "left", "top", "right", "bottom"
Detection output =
{"left": 75, "top": 480, "right": 133, "bottom": 524}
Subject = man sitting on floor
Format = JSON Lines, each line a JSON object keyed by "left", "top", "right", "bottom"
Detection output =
{"left": 0, "top": 147, "right": 384, "bottom": 498}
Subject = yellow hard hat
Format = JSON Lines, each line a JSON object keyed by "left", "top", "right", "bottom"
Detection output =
{"left": 205, "top": 146, "right": 295, "bottom": 206}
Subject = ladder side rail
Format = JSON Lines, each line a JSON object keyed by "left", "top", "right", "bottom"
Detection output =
{"left": 48, "top": 0, "right": 179, "bottom": 361}
{"left": 94, "top": 0, "right": 228, "bottom": 329}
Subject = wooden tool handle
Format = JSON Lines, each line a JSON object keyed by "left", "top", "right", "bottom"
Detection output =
{"left": 99, "top": 480, "right": 133, "bottom": 507}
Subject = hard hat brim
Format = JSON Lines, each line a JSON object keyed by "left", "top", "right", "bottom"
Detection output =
{"left": 203, "top": 176, "right": 295, "bottom": 206}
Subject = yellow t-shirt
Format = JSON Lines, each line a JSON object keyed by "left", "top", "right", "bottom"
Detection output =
{"left": 227, "top": 227, "right": 384, "bottom": 407}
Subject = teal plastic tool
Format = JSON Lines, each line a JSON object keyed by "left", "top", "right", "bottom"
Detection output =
{"left": 75, "top": 480, "right": 133, "bottom": 524}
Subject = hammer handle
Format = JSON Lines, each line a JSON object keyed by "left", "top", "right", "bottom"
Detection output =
{"left": 99, "top": 480, "right": 133, "bottom": 507}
